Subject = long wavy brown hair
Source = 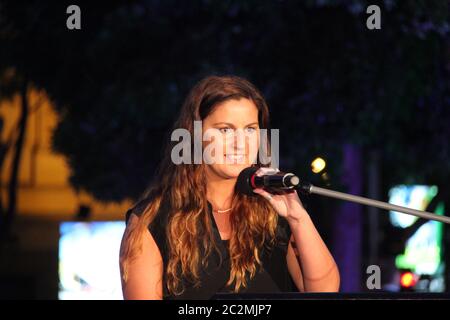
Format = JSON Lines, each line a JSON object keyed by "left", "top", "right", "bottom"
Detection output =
{"left": 120, "top": 75, "right": 279, "bottom": 296}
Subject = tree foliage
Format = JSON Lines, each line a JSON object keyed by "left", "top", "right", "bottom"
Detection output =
{"left": 1, "top": 0, "right": 448, "bottom": 202}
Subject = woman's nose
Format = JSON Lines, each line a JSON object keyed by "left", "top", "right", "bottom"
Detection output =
{"left": 228, "top": 129, "right": 247, "bottom": 150}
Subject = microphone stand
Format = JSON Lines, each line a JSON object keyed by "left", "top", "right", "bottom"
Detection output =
{"left": 295, "top": 182, "right": 450, "bottom": 225}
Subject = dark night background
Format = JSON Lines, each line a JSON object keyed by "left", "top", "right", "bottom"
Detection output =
{"left": 0, "top": 0, "right": 449, "bottom": 298}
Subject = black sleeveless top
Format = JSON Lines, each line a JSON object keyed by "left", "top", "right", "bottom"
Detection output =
{"left": 125, "top": 196, "right": 295, "bottom": 299}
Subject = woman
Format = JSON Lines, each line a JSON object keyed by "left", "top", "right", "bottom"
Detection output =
{"left": 119, "top": 75, "right": 340, "bottom": 299}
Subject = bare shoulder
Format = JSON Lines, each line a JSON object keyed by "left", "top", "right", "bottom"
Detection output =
{"left": 120, "top": 212, "right": 164, "bottom": 299}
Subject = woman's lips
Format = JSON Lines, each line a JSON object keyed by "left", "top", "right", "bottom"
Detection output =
{"left": 224, "top": 154, "right": 246, "bottom": 163}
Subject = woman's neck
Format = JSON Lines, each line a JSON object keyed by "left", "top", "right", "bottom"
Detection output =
{"left": 205, "top": 171, "right": 236, "bottom": 211}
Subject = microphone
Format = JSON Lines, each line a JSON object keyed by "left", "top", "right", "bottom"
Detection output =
{"left": 235, "top": 167, "right": 450, "bottom": 225}
{"left": 236, "top": 167, "right": 301, "bottom": 196}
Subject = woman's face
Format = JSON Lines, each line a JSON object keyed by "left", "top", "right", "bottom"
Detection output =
{"left": 202, "top": 98, "right": 260, "bottom": 179}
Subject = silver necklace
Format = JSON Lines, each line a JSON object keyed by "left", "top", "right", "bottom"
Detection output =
{"left": 214, "top": 207, "right": 232, "bottom": 214}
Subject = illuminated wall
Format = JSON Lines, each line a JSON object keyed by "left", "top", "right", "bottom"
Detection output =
{"left": 0, "top": 88, "right": 132, "bottom": 220}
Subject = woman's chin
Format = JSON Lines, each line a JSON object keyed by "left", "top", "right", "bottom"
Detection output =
{"left": 221, "top": 163, "right": 251, "bottom": 178}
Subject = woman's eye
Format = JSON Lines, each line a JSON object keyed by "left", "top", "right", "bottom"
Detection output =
{"left": 245, "top": 127, "right": 257, "bottom": 133}
{"left": 219, "top": 127, "right": 233, "bottom": 134}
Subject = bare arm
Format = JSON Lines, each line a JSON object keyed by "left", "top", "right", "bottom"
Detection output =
{"left": 286, "top": 240, "right": 305, "bottom": 292}
{"left": 119, "top": 213, "right": 164, "bottom": 300}
{"left": 253, "top": 183, "right": 339, "bottom": 293}
{"left": 287, "top": 215, "right": 340, "bottom": 292}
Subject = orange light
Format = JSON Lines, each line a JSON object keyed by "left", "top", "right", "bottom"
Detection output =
{"left": 311, "top": 157, "right": 326, "bottom": 174}
{"left": 400, "top": 272, "right": 416, "bottom": 288}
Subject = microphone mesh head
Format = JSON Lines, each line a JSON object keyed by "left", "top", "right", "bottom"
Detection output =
{"left": 290, "top": 175, "right": 300, "bottom": 186}
{"left": 235, "top": 167, "right": 258, "bottom": 196}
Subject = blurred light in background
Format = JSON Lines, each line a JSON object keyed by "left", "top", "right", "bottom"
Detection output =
{"left": 58, "top": 221, "right": 125, "bottom": 300}
{"left": 311, "top": 157, "right": 326, "bottom": 174}
{"left": 400, "top": 271, "right": 417, "bottom": 289}
{"left": 388, "top": 185, "right": 445, "bottom": 292}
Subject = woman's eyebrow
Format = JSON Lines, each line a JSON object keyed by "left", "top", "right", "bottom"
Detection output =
{"left": 212, "top": 122, "right": 259, "bottom": 127}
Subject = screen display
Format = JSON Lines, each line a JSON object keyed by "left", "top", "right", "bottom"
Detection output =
{"left": 389, "top": 185, "right": 444, "bottom": 276}
{"left": 58, "top": 221, "right": 126, "bottom": 300}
